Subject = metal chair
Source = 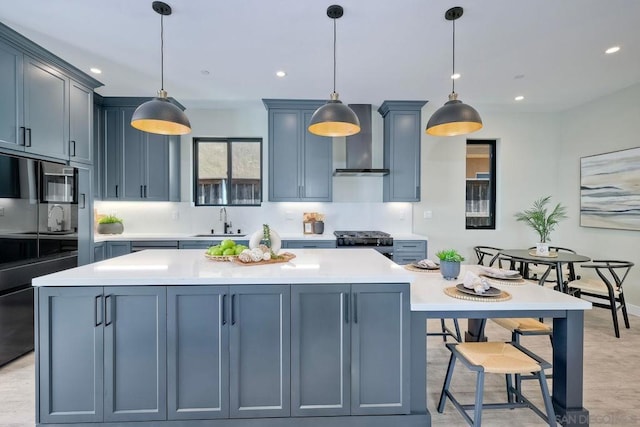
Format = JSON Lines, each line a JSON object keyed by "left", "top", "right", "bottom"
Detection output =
{"left": 525, "top": 246, "right": 579, "bottom": 289}
{"left": 437, "top": 341, "right": 556, "bottom": 426}
{"left": 568, "top": 260, "right": 634, "bottom": 338}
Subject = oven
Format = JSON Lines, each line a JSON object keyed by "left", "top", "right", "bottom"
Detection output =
{"left": 334, "top": 231, "right": 394, "bottom": 259}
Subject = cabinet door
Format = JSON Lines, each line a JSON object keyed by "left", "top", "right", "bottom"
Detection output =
{"left": 23, "top": 56, "right": 68, "bottom": 159}
{"left": 229, "top": 285, "right": 290, "bottom": 418}
{"left": 269, "top": 109, "right": 301, "bottom": 201}
{"left": 93, "top": 242, "right": 106, "bottom": 262}
{"left": 38, "top": 287, "right": 104, "bottom": 423}
{"left": 351, "top": 283, "right": 410, "bottom": 415}
{"left": 103, "top": 286, "right": 167, "bottom": 422}
{"left": 301, "top": 110, "right": 332, "bottom": 201}
{"left": 0, "top": 40, "right": 23, "bottom": 151}
{"left": 283, "top": 240, "right": 336, "bottom": 249}
{"left": 144, "top": 132, "right": 170, "bottom": 200}
{"left": 76, "top": 166, "right": 92, "bottom": 266}
{"left": 121, "top": 108, "right": 146, "bottom": 200}
{"left": 69, "top": 81, "right": 93, "bottom": 164}
{"left": 93, "top": 102, "right": 103, "bottom": 199}
{"left": 103, "top": 107, "right": 121, "bottom": 199}
{"left": 384, "top": 111, "right": 421, "bottom": 202}
{"left": 106, "top": 241, "right": 131, "bottom": 258}
{"left": 167, "top": 286, "right": 229, "bottom": 420}
{"left": 291, "top": 284, "right": 350, "bottom": 417}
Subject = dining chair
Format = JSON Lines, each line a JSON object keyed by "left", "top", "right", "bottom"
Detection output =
{"left": 567, "top": 260, "right": 634, "bottom": 338}
{"left": 526, "top": 246, "right": 579, "bottom": 289}
{"left": 437, "top": 341, "right": 556, "bottom": 426}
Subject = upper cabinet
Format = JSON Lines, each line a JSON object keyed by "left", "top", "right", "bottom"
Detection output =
{"left": 263, "top": 99, "right": 333, "bottom": 202}
{"left": 101, "top": 98, "right": 181, "bottom": 202}
{"left": 378, "top": 101, "right": 427, "bottom": 202}
{"left": 0, "top": 25, "right": 101, "bottom": 162}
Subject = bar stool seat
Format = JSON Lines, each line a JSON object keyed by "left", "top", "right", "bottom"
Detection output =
{"left": 491, "top": 317, "right": 551, "bottom": 334}
{"left": 438, "top": 342, "right": 556, "bottom": 426}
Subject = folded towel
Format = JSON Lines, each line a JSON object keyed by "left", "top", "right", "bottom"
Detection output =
{"left": 416, "top": 259, "right": 438, "bottom": 268}
{"left": 463, "top": 271, "right": 490, "bottom": 294}
{"left": 478, "top": 266, "right": 520, "bottom": 278}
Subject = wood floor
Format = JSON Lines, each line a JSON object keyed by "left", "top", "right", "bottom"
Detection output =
{"left": 1, "top": 309, "right": 637, "bottom": 426}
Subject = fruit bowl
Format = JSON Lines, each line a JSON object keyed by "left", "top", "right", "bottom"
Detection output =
{"left": 204, "top": 253, "right": 239, "bottom": 262}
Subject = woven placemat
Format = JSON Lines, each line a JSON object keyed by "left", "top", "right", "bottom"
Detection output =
{"left": 444, "top": 286, "right": 512, "bottom": 302}
{"left": 404, "top": 264, "right": 440, "bottom": 273}
{"left": 479, "top": 275, "right": 526, "bottom": 286}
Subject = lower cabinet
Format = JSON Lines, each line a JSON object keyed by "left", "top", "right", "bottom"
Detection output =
{"left": 291, "top": 283, "right": 410, "bottom": 417}
{"left": 393, "top": 240, "right": 428, "bottom": 265}
{"left": 37, "top": 286, "right": 166, "bottom": 424}
{"left": 37, "top": 282, "right": 408, "bottom": 424}
{"left": 105, "top": 241, "right": 131, "bottom": 258}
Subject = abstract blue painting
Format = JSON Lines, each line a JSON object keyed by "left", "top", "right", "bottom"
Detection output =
{"left": 580, "top": 147, "right": 640, "bottom": 231}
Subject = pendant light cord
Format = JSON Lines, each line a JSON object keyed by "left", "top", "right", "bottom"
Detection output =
{"left": 332, "top": 16, "right": 337, "bottom": 94}
{"left": 160, "top": 13, "right": 165, "bottom": 91}
{"left": 451, "top": 17, "right": 456, "bottom": 94}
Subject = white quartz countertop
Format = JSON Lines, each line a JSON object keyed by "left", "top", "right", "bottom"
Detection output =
{"left": 32, "top": 248, "right": 412, "bottom": 286}
{"left": 409, "top": 265, "right": 591, "bottom": 312}
{"left": 93, "top": 232, "right": 428, "bottom": 243}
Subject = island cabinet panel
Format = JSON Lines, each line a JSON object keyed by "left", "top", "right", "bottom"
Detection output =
{"left": 167, "top": 286, "right": 229, "bottom": 420}
{"left": 291, "top": 285, "right": 351, "bottom": 417}
{"left": 351, "top": 283, "right": 410, "bottom": 415}
{"left": 37, "top": 287, "right": 104, "bottom": 424}
{"left": 103, "top": 286, "right": 167, "bottom": 422}
{"left": 229, "top": 285, "right": 291, "bottom": 418}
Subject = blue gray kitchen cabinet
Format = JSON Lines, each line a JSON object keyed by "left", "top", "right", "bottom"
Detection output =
{"left": 93, "top": 242, "right": 106, "bottom": 262}
{"left": 378, "top": 101, "right": 427, "bottom": 202}
{"left": 291, "top": 283, "right": 410, "bottom": 416}
{"left": 75, "top": 165, "right": 93, "bottom": 265}
{"left": 263, "top": 99, "right": 332, "bottom": 202}
{"left": 102, "top": 98, "right": 181, "bottom": 201}
{"left": 92, "top": 96, "right": 104, "bottom": 199}
{"left": 105, "top": 241, "right": 131, "bottom": 258}
{"left": 0, "top": 39, "right": 24, "bottom": 151}
{"left": 37, "top": 287, "right": 105, "bottom": 424}
{"left": 69, "top": 80, "right": 93, "bottom": 164}
{"left": 103, "top": 286, "right": 167, "bottom": 422}
{"left": 179, "top": 239, "right": 249, "bottom": 249}
{"left": 282, "top": 240, "right": 336, "bottom": 249}
{"left": 393, "top": 240, "right": 428, "bottom": 265}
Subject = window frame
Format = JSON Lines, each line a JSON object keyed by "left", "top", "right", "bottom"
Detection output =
{"left": 193, "top": 137, "right": 263, "bottom": 206}
{"left": 465, "top": 139, "right": 497, "bottom": 230}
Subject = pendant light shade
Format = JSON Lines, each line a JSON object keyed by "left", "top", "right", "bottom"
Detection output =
{"left": 426, "top": 7, "right": 482, "bottom": 137}
{"left": 308, "top": 5, "right": 360, "bottom": 137}
{"left": 131, "top": 1, "right": 191, "bottom": 135}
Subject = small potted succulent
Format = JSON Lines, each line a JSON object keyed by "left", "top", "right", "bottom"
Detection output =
{"left": 514, "top": 196, "right": 567, "bottom": 255}
{"left": 97, "top": 214, "right": 124, "bottom": 235}
{"left": 436, "top": 249, "right": 465, "bottom": 280}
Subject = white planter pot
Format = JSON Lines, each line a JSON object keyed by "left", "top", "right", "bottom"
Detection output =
{"left": 535, "top": 242, "right": 549, "bottom": 256}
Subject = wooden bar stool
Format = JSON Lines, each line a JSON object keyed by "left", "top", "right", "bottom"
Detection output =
{"left": 438, "top": 341, "right": 556, "bottom": 426}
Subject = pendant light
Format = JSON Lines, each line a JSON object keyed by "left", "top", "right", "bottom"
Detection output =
{"left": 308, "top": 4, "right": 360, "bottom": 137}
{"left": 426, "top": 6, "right": 482, "bottom": 137}
{"left": 131, "top": 1, "right": 191, "bottom": 135}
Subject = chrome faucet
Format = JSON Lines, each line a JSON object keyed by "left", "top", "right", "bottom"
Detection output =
{"left": 220, "top": 207, "right": 232, "bottom": 234}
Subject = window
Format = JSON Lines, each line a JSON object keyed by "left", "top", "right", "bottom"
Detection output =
{"left": 465, "top": 140, "right": 496, "bottom": 229}
{"left": 193, "top": 137, "right": 262, "bottom": 206}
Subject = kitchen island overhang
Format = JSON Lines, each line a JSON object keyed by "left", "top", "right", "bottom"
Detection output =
{"left": 33, "top": 248, "right": 427, "bottom": 427}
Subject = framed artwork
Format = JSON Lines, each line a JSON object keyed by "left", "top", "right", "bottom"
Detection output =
{"left": 580, "top": 147, "right": 640, "bottom": 231}
{"left": 303, "top": 221, "right": 314, "bottom": 234}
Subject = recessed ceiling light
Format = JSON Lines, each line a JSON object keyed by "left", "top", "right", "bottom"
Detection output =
{"left": 276, "top": 70, "right": 287, "bottom": 78}
{"left": 605, "top": 46, "right": 620, "bottom": 54}
{"left": 451, "top": 73, "right": 461, "bottom": 80}
{"left": 90, "top": 67, "right": 102, "bottom": 74}
{"left": 515, "top": 95, "right": 524, "bottom": 101}
{"left": 201, "top": 70, "right": 210, "bottom": 75}
{"left": 514, "top": 74, "right": 525, "bottom": 80}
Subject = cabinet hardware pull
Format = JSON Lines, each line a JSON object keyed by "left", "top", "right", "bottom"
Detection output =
{"left": 222, "top": 294, "right": 227, "bottom": 325}
{"left": 231, "top": 294, "right": 236, "bottom": 325}
{"left": 105, "top": 295, "right": 113, "bottom": 326}
{"left": 20, "top": 127, "right": 26, "bottom": 146}
{"left": 80, "top": 193, "right": 86, "bottom": 209}
{"left": 115, "top": 185, "right": 119, "bottom": 198}
{"left": 144, "top": 185, "right": 147, "bottom": 198}
{"left": 353, "top": 293, "right": 358, "bottom": 324}
{"left": 344, "top": 293, "right": 349, "bottom": 324}
{"left": 95, "top": 295, "right": 103, "bottom": 326}
{"left": 70, "top": 140, "right": 76, "bottom": 156}
{"left": 140, "top": 185, "right": 144, "bottom": 198}
{"left": 26, "top": 128, "right": 32, "bottom": 147}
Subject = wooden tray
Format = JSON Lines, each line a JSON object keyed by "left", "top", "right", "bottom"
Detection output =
{"left": 204, "top": 253, "right": 239, "bottom": 262}
{"left": 528, "top": 250, "right": 558, "bottom": 258}
{"left": 233, "top": 252, "right": 296, "bottom": 266}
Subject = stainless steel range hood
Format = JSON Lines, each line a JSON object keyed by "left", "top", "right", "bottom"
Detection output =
{"left": 333, "top": 104, "right": 389, "bottom": 177}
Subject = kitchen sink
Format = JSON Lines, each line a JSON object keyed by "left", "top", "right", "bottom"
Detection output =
{"left": 191, "top": 234, "right": 241, "bottom": 238}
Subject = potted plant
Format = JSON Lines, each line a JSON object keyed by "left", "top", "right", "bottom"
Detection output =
{"left": 436, "top": 249, "right": 465, "bottom": 280}
{"left": 97, "top": 214, "right": 124, "bottom": 235}
{"left": 514, "top": 196, "right": 567, "bottom": 255}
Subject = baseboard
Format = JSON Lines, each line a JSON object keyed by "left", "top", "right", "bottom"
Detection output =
{"left": 626, "top": 303, "right": 640, "bottom": 316}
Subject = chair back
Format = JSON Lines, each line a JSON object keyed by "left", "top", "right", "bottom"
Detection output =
{"left": 587, "top": 260, "right": 634, "bottom": 290}
{"left": 473, "top": 246, "right": 502, "bottom": 266}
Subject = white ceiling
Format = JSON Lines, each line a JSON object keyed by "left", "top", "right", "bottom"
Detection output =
{"left": 2, "top": 0, "right": 640, "bottom": 112}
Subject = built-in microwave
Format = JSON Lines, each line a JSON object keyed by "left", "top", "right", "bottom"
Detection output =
{"left": 40, "top": 163, "right": 77, "bottom": 204}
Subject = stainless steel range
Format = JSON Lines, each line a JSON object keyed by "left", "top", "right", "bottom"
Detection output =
{"left": 334, "top": 231, "right": 394, "bottom": 258}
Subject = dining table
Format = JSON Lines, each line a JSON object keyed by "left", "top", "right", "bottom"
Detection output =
{"left": 499, "top": 249, "right": 591, "bottom": 293}
{"left": 408, "top": 264, "right": 592, "bottom": 426}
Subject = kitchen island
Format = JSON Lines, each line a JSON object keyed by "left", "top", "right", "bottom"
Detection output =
{"left": 32, "top": 248, "right": 423, "bottom": 427}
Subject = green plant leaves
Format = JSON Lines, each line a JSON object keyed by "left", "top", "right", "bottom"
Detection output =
{"left": 514, "top": 196, "right": 567, "bottom": 242}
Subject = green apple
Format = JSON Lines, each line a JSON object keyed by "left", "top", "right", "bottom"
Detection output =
{"left": 221, "top": 239, "right": 235, "bottom": 250}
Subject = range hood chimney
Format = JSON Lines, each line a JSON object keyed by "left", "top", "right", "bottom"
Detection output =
{"left": 333, "top": 104, "right": 389, "bottom": 176}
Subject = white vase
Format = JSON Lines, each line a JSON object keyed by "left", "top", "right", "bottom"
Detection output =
{"left": 535, "top": 242, "right": 549, "bottom": 256}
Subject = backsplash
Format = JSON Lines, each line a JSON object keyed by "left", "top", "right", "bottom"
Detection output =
{"left": 93, "top": 201, "right": 414, "bottom": 236}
